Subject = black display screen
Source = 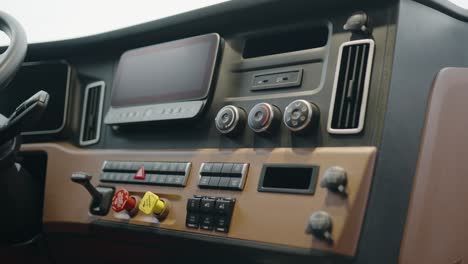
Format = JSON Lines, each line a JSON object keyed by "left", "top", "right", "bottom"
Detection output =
{"left": 0, "top": 62, "right": 69, "bottom": 134}
{"left": 111, "top": 33, "right": 220, "bottom": 107}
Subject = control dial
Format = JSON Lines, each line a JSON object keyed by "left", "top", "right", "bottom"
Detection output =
{"left": 320, "top": 166, "right": 347, "bottom": 195}
{"left": 215, "top": 105, "right": 246, "bottom": 136}
{"left": 248, "top": 102, "right": 281, "bottom": 134}
{"left": 306, "top": 211, "right": 333, "bottom": 243}
{"left": 111, "top": 188, "right": 139, "bottom": 216}
{"left": 284, "top": 100, "right": 320, "bottom": 133}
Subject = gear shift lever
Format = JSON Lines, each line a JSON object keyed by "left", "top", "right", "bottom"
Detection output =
{"left": 71, "top": 172, "right": 114, "bottom": 216}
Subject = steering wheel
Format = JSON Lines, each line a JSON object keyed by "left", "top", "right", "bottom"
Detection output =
{"left": 0, "top": 11, "right": 27, "bottom": 168}
{"left": 0, "top": 10, "right": 27, "bottom": 91}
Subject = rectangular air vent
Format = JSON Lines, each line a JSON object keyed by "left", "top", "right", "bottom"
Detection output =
{"left": 327, "top": 39, "right": 375, "bottom": 134}
{"left": 80, "top": 81, "right": 105, "bottom": 146}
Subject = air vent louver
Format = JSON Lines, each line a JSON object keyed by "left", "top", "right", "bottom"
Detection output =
{"left": 327, "top": 39, "right": 375, "bottom": 134}
{"left": 80, "top": 81, "right": 105, "bottom": 146}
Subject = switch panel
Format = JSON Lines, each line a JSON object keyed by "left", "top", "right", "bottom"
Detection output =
{"left": 186, "top": 196, "right": 235, "bottom": 233}
{"left": 198, "top": 163, "right": 249, "bottom": 190}
{"left": 100, "top": 161, "right": 191, "bottom": 187}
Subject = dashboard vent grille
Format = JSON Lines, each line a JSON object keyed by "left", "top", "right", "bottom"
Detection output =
{"left": 80, "top": 81, "right": 105, "bottom": 146}
{"left": 327, "top": 39, "right": 375, "bottom": 134}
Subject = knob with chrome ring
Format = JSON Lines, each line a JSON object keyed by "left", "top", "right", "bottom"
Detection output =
{"left": 283, "top": 99, "right": 320, "bottom": 133}
{"left": 248, "top": 102, "right": 281, "bottom": 134}
{"left": 215, "top": 105, "right": 246, "bottom": 136}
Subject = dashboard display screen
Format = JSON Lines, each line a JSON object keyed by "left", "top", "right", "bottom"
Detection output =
{"left": 0, "top": 62, "right": 70, "bottom": 134}
{"left": 111, "top": 33, "right": 220, "bottom": 107}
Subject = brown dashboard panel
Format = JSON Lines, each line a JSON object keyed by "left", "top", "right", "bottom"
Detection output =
{"left": 400, "top": 68, "right": 468, "bottom": 264}
{"left": 22, "top": 143, "right": 376, "bottom": 257}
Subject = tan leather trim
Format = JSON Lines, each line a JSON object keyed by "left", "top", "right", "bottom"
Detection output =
{"left": 400, "top": 68, "right": 468, "bottom": 264}
{"left": 22, "top": 143, "right": 376, "bottom": 256}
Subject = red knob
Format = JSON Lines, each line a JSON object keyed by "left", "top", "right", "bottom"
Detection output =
{"left": 112, "top": 188, "right": 136, "bottom": 212}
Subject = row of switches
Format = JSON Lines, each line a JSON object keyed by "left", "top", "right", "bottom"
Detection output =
{"left": 186, "top": 196, "right": 235, "bottom": 233}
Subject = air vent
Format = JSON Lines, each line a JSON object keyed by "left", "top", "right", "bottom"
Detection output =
{"left": 327, "top": 39, "right": 375, "bottom": 134}
{"left": 80, "top": 81, "right": 105, "bottom": 146}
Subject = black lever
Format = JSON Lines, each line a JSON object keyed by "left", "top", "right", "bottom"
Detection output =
{"left": 0, "top": 90, "right": 49, "bottom": 146}
{"left": 71, "top": 173, "right": 103, "bottom": 202}
{"left": 71, "top": 172, "right": 114, "bottom": 216}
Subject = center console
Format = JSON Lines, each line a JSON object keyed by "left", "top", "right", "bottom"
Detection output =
{"left": 26, "top": 143, "right": 376, "bottom": 257}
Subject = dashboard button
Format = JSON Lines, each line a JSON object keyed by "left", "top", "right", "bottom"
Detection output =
{"left": 200, "top": 198, "right": 216, "bottom": 213}
{"left": 155, "top": 175, "right": 167, "bottom": 184}
{"left": 215, "top": 216, "right": 229, "bottom": 233}
{"left": 152, "top": 162, "right": 163, "bottom": 172}
{"left": 200, "top": 215, "right": 214, "bottom": 230}
{"left": 221, "top": 163, "right": 234, "bottom": 175}
{"left": 173, "top": 176, "right": 185, "bottom": 186}
{"left": 199, "top": 176, "right": 211, "bottom": 187}
{"left": 176, "top": 162, "right": 188, "bottom": 173}
{"left": 231, "top": 163, "right": 246, "bottom": 176}
{"left": 160, "top": 163, "right": 170, "bottom": 172}
{"left": 143, "top": 162, "right": 153, "bottom": 172}
{"left": 103, "top": 161, "right": 116, "bottom": 171}
{"left": 212, "top": 163, "right": 223, "bottom": 174}
{"left": 165, "top": 175, "right": 176, "bottom": 185}
{"left": 186, "top": 213, "right": 199, "bottom": 229}
{"left": 218, "top": 177, "right": 230, "bottom": 188}
{"left": 187, "top": 197, "right": 201, "bottom": 212}
{"left": 133, "top": 166, "right": 146, "bottom": 180}
{"left": 147, "top": 174, "right": 159, "bottom": 184}
{"left": 101, "top": 173, "right": 111, "bottom": 181}
{"left": 120, "top": 173, "right": 130, "bottom": 182}
{"left": 228, "top": 178, "right": 242, "bottom": 190}
{"left": 115, "top": 173, "right": 123, "bottom": 181}
{"left": 215, "top": 199, "right": 233, "bottom": 215}
{"left": 168, "top": 163, "right": 178, "bottom": 173}
{"left": 208, "top": 176, "right": 221, "bottom": 187}
{"left": 200, "top": 163, "right": 214, "bottom": 175}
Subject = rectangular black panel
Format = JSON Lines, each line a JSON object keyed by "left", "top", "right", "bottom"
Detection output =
{"left": 243, "top": 26, "right": 328, "bottom": 58}
{"left": 0, "top": 61, "right": 69, "bottom": 134}
{"left": 258, "top": 165, "right": 319, "bottom": 194}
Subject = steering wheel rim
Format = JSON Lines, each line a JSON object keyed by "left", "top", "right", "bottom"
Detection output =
{"left": 0, "top": 10, "right": 27, "bottom": 91}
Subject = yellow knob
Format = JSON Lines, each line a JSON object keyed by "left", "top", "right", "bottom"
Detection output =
{"left": 139, "top": 191, "right": 166, "bottom": 215}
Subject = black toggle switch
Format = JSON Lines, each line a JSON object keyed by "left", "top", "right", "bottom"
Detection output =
{"left": 71, "top": 172, "right": 114, "bottom": 216}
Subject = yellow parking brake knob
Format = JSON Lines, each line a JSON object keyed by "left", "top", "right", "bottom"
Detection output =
{"left": 139, "top": 191, "right": 167, "bottom": 216}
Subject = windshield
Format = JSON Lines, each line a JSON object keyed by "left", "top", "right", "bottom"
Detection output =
{"left": 0, "top": 0, "right": 228, "bottom": 45}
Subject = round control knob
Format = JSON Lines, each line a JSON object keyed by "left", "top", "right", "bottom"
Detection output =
{"left": 248, "top": 102, "right": 281, "bottom": 134}
{"left": 306, "top": 211, "right": 333, "bottom": 242}
{"left": 111, "top": 188, "right": 139, "bottom": 216}
{"left": 215, "top": 105, "right": 246, "bottom": 136}
{"left": 283, "top": 99, "right": 320, "bottom": 133}
{"left": 320, "top": 166, "right": 347, "bottom": 195}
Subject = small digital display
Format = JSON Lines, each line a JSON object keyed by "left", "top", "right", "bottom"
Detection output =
{"left": 111, "top": 33, "right": 220, "bottom": 108}
{"left": 0, "top": 62, "right": 69, "bottom": 134}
